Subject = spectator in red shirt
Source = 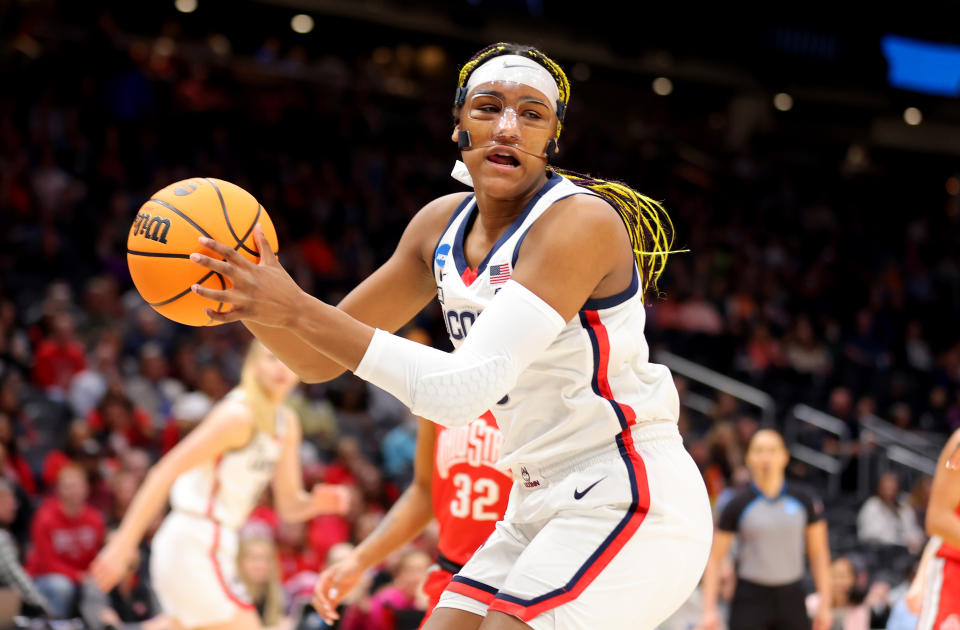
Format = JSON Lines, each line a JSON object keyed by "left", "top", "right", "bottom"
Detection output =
{"left": 276, "top": 520, "right": 323, "bottom": 582}
{"left": 27, "top": 463, "right": 105, "bottom": 618}
{"left": 86, "top": 392, "right": 154, "bottom": 452}
{"left": 32, "top": 313, "right": 86, "bottom": 393}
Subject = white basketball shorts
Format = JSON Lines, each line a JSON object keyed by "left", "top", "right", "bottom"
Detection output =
{"left": 150, "top": 510, "right": 255, "bottom": 628}
{"left": 437, "top": 422, "right": 712, "bottom": 630}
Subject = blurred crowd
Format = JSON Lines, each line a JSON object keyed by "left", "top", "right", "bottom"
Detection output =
{"left": 1, "top": 2, "right": 959, "bottom": 629}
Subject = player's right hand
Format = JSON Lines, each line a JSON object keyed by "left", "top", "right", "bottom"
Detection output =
{"left": 905, "top": 577, "right": 925, "bottom": 614}
{"left": 312, "top": 554, "right": 366, "bottom": 624}
{"left": 90, "top": 538, "right": 135, "bottom": 593}
{"left": 699, "top": 609, "right": 721, "bottom": 630}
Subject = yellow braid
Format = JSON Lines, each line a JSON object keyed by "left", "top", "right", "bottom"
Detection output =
{"left": 457, "top": 44, "right": 510, "bottom": 88}
{"left": 552, "top": 168, "right": 680, "bottom": 297}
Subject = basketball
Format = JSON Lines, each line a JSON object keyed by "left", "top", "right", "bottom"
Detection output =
{"left": 126, "top": 178, "right": 278, "bottom": 327}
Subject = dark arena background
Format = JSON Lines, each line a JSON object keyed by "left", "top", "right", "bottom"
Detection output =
{"left": 2, "top": 1, "right": 960, "bottom": 629}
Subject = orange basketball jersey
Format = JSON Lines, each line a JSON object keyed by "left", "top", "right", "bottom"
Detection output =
{"left": 432, "top": 411, "right": 512, "bottom": 566}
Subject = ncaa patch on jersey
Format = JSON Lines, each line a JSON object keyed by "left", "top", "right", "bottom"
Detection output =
{"left": 435, "top": 243, "right": 451, "bottom": 268}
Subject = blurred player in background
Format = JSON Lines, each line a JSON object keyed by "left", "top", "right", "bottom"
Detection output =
{"left": 915, "top": 429, "right": 960, "bottom": 630}
{"left": 189, "top": 41, "right": 712, "bottom": 630}
{"left": 89, "top": 341, "right": 349, "bottom": 630}
{"left": 314, "top": 328, "right": 510, "bottom": 627}
{"left": 700, "top": 429, "right": 832, "bottom": 630}
{"left": 315, "top": 413, "right": 509, "bottom": 625}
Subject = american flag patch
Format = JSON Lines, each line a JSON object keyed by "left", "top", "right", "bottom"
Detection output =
{"left": 489, "top": 263, "right": 511, "bottom": 285}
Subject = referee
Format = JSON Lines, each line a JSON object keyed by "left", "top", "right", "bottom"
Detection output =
{"left": 700, "top": 429, "right": 833, "bottom": 630}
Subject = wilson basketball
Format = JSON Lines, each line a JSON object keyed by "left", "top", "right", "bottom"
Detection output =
{"left": 126, "top": 178, "right": 278, "bottom": 327}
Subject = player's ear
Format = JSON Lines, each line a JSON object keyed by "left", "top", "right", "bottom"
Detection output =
{"left": 451, "top": 124, "right": 460, "bottom": 143}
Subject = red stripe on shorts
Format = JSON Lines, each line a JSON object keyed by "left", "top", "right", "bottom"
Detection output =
{"left": 206, "top": 455, "right": 255, "bottom": 611}
{"left": 445, "top": 578, "right": 497, "bottom": 605}
{"left": 489, "top": 428, "right": 650, "bottom": 621}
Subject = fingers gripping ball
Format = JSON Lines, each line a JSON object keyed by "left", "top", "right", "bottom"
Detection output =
{"left": 126, "top": 178, "right": 279, "bottom": 327}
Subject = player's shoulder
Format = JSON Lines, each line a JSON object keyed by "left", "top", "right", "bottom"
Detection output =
{"left": 523, "top": 188, "right": 627, "bottom": 254}
{"left": 206, "top": 393, "right": 256, "bottom": 434}
{"left": 407, "top": 192, "right": 472, "bottom": 261}
{"left": 547, "top": 189, "right": 623, "bottom": 228}
{"left": 412, "top": 192, "right": 472, "bottom": 231}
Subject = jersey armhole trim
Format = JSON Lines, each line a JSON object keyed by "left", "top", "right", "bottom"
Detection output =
{"left": 582, "top": 266, "right": 639, "bottom": 311}
{"left": 432, "top": 194, "right": 475, "bottom": 276}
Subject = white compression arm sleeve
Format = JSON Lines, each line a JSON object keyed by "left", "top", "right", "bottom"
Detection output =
{"left": 354, "top": 280, "right": 566, "bottom": 427}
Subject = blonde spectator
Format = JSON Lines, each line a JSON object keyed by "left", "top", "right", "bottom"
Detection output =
{"left": 238, "top": 535, "right": 291, "bottom": 630}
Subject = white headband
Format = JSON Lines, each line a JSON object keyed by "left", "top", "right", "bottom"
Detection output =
{"left": 465, "top": 54, "right": 559, "bottom": 110}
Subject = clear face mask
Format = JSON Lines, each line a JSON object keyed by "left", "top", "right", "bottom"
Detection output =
{"left": 460, "top": 86, "right": 556, "bottom": 158}
{"left": 467, "top": 91, "right": 553, "bottom": 130}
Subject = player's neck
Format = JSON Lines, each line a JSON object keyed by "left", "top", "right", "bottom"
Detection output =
{"left": 754, "top": 476, "right": 785, "bottom": 498}
{"left": 472, "top": 173, "right": 550, "bottom": 235}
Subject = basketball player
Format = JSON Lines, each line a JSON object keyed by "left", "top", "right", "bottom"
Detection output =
{"left": 916, "top": 428, "right": 960, "bottom": 630}
{"left": 313, "top": 409, "right": 510, "bottom": 626}
{"left": 90, "top": 341, "right": 349, "bottom": 630}
{"left": 189, "top": 42, "right": 713, "bottom": 630}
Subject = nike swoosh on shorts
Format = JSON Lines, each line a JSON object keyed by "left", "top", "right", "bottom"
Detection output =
{"left": 573, "top": 477, "right": 605, "bottom": 500}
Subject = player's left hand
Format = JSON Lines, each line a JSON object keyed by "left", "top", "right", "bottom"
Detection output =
{"left": 189, "top": 225, "right": 305, "bottom": 327}
{"left": 812, "top": 605, "right": 833, "bottom": 630}
{"left": 313, "top": 553, "right": 367, "bottom": 624}
{"left": 312, "top": 484, "right": 352, "bottom": 515}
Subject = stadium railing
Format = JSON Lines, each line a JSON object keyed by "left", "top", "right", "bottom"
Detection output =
{"left": 655, "top": 350, "right": 777, "bottom": 426}
{"left": 785, "top": 404, "right": 850, "bottom": 499}
{"left": 658, "top": 350, "right": 941, "bottom": 502}
{"left": 857, "top": 414, "right": 939, "bottom": 499}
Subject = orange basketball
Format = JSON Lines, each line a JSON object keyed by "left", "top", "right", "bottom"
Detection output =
{"left": 126, "top": 178, "right": 278, "bottom": 327}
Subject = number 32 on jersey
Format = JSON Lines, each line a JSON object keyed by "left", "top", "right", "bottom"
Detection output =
{"left": 451, "top": 474, "right": 501, "bottom": 521}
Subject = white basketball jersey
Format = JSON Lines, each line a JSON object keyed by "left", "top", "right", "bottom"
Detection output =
{"left": 433, "top": 173, "right": 679, "bottom": 471}
{"left": 170, "top": 391, "right": 286, "bottom": 529}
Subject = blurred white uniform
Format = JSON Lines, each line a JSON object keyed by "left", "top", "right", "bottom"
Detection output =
{"left": 432, "top": 173, "right": 712, "bottom": 629}
{"left": 150, "top": 392, "right": 285, "bottom": 627}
